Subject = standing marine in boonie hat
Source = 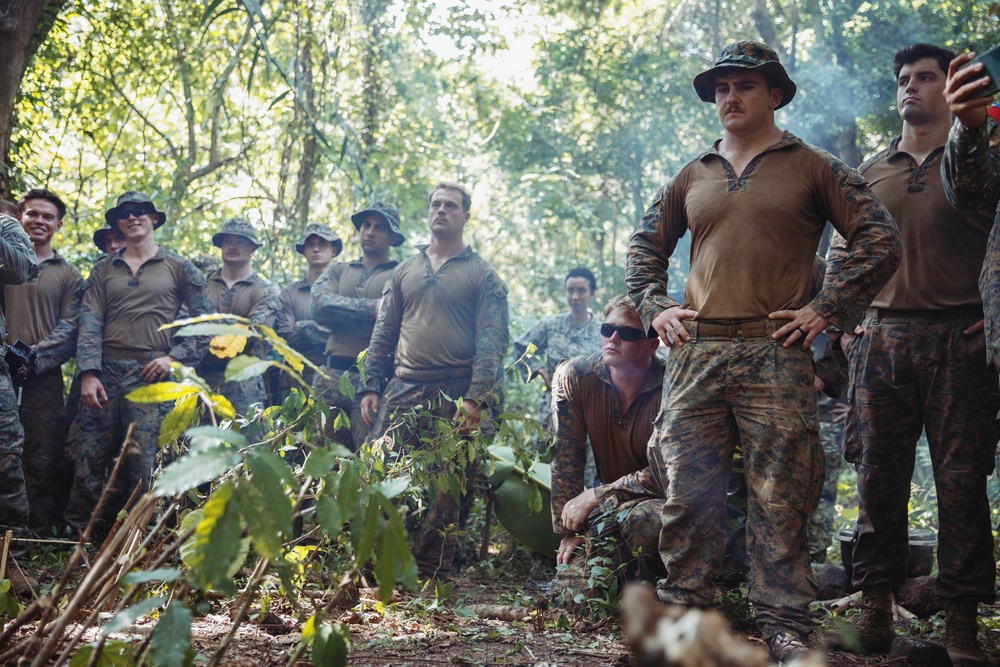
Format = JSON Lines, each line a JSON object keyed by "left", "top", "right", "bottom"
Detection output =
{"left": 199, "top": 217, "right": 281, "bottom": 415}
{"left": 692, "top": 40, "right": 797, "bottom": 109}
{"left": 271, "top": 223, "right": 343, "bottom": 401}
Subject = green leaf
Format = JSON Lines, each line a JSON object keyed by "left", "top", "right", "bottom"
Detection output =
{"left": 338, "top": 371, "right": 355, "bottom": 400}
{"left": 332, "top": 409, "right": 349, "bottom": 433}
{"left": 122, "top": 568, "right": 183, "bottom": 585}
{"left": 303, "top": 448, "right": 335, "bottom": 479}
{"left": 315, "top": 495, "right": 342, "bottom": 541}
{"left": 173, "top": 322, "right": 261, "bottom": 338}
{"left": 126, "top": 383, "right": 200, "bottom": 404}
{"left": 181, "top": 483, "right": 243, "bottom": 593}
{"left": 237, "top": 451, "right": 294, "bottom": 561}
{"left": 373, "top": 476, "right": 410, "bottom": 500}
{"left": 69, "top": 640, "right": 135, "bottom": 667}
{"left": 149, "top": 601, "right": 193, "bottom": 667}
{"left": 224, "top": 355, "right": 275, "bottom": 383}
{"left": 101, "top": 595, "right": 168, "bottom": 637}
{"left": 336, "top": 464, "right": 360, "bottom": 524}
{"left": 154, "top": 447, "right": 242, "bottom": 497}
{"left": 350, "top": 499, "right": 379, "bottom": 565}
{"left": 186, "top": 426, "right": 248, "bottom": 451}
{"left": 311, "top": 620, "right": 350, "bottom": 667}
{"left": 159, "top": 395, "right": 200, "bottom": 447}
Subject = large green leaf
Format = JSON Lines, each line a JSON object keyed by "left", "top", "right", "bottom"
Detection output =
{"left": 310, "top": 619, "right": 349, "bottom": 667}
{"left": 373, "top": 476, "right": 410, "bottom": 500}
{"left": 182, "top": 483, "right": 243, "bottom": 593}
{"left": 350, "top": 499, "right": 379, "bottom": 566}
{"left": 126, "top": 383, "right": 200, "bottom": 404}
{"left": 236, "top": 450, "right": 294, "bottom": 561}
{"left": 159, "top": 395, "right": 200, "bottom": 446}
{"left": 336, "top": 464, "right": 360, "bottom": 524}
{"left": 303, "top": 448, "right": 335, "bottom": 479}
{"left": 101, "top": 595, "right": 168, "bottom": 637}
{"left": 69, "top": 640, "right": 135, "bottom": 667}
{"left": 314, "top": 495, "right": 342, "bottom": 541}
{"left": 149, "top": 601, "right": 193, "bottom": 667}
{"left": 178, "top": 509, "right": 249, "bottom": 580}
{"left": 224, "top": 355, "right": 275, "bottom": 383}
{"left": 185, "top": 426, "right": 248, "bottom": 452}
{"left": 122, "top": 568, "right": 183, "bottom": 585}
{"left": 337, "top": 371, "right": 355, "bottom": 400}
{"left": 154, "top": 447, "right": 241, "bottom": 497}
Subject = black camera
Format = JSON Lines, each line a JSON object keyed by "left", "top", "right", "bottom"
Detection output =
{"left": 5, "top": 339, "right": 37, "bottom": 384}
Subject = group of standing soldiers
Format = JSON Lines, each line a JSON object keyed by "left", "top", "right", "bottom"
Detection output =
{"left": 0, "top": 180, "right": 510, "bottom": 595}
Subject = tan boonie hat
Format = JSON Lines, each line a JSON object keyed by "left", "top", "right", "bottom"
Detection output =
{"left": 692, "top": 40, "right": 797, "bottom": 109}
{"left": 105, "top": 191, "right": 167, "bottom": 229}
{"left": 212, "top": 218, "right": 262, "bottom": 249}
{"left": 350, "top": 202, "right": 406, "bottom": 247}
{"left": 295, "top": 223, "right": 344, "bottom": 255}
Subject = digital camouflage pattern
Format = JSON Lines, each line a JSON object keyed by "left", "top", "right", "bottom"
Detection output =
{"left": 370, "top": 374, "right": 497, "bottom": 576}
{"left": 849, "top": 314, "right": 998, "bottom": 603}
{"left": 626, "top": 132, "right": 901, "bottom": 336}
{"left": 20, "top": 369, "right": 69, "bottom": 533}
{"left": 310, "top": 260, "right": 397, "bottom": 359}
{"left": 65, "top": 356, "right": 174, "bottom": 532}
{"left": 0, "top": 214, "right": 39, "bottom": 555}
{"left": 212, "top": 217, "right": 262, "bottom": 248}
{"left": 294, "top": 223, "right": 343, "bottom": 255}
{"left": 943, "top": 118, "right": 1000, "bottom": 363}
{"left": 692, "top": 40, "right": 797, "bottom": 108}
{"left": 807, "top": 416, "right": 844, "bottom": 562}
{"left": 512, "top": 313, "right": 603, "bottom": 382}
{"left": 637, "top": 330, "right": 825, "bottom": 639}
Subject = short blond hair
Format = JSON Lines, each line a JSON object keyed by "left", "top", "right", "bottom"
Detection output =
{"left": 429, "top": 181, "right": 472, "bottom": 212}
{"left": 603, "top": 294, "right": 640, "bottom": 320}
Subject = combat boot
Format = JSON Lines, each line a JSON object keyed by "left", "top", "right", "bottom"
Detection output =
{"left": 846, "top": 584, "right": 895, "bottom": 653}
{"left": 944, "top": 603, "right": 986, "bottom": 666}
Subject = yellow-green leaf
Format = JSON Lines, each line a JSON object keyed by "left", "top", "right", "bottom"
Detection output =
{"left": 210, "top": 332, "right": 247, "bottom": 359}
{"left": 159, "top": 394, "right": 200, "bottom": 446}
{"left": 127, "top": 382, "right": 200, "bottom": 404}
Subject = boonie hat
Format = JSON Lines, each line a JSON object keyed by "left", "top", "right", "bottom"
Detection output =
{"left": 295, "top": 223, "right": 344, "bottom": 255}
{"left": 92, "top": 223, "right": 124, "bottom": 253}
{"left": 692, "top": 40, "right": 797, "bottom": 109}
{"left": 212, "top": 218, "right": 262, "bottom": 249}
{"left": 105, "top": 191, "right": 167, "bottom": 229}
{"left": 350, "top": 202, "right": 405, "bottom": 247}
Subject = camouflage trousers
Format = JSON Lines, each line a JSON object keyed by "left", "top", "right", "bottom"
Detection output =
{"left": 371, "top": 375, "right": 499, "bottom": 576}
{"left": 0, "top": 360, "right": 30, "bottom": 559}
{"left": 312, "top": 366, "right": 369, "bottom": 451}
{"left": 20, "top": 368, "right": 69, "bottom": 533}
{"left": 553, "top": 497, "right": 667, "bottom": 601}
{"left": 200, "top": 370, "right": 266, "bottom": 418}
{"left": 653, "top": 323, "right": 823, "bottom": 639}
{"left": 65, "top": 356, "right": 172, "bottom": 532}
{"left": 806, "top": 417, "right": 845, "bottom": 562}
{"left": 851, "top": 314, "right": 998, "bottom": 604}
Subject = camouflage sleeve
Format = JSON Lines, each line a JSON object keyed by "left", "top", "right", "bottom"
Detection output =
{"left": 274, "top": 287, "right": 299, "bottom": 343}
{"left": 0, "top": 214, "right": 37, "bottom": 286}
{"left": 468, "top": 265, "right": 510, "bottom": 405}
{"left": 33, "top": 264, "right": 84, "bottom": 374}
{"left": 549, "top": 359, "right": 587, "bottom": 533}
{"left": 169, "top": 259, "right": 216, "bottom": 366}
{"left": 511, "top": 318, "right": 549, "bottom": 381}
{"left": 593, "top": 466, "right": 663, "bottom": 512}
{"left": 942, "top": 118, "right": 1000, "bottom": 210}
{"left": 805, "top": 155, "right": 901, "bottom": 333}
{"left": 361, "top": 272, "right": 402, "bottom": 395}
{"left": 77, "top": 263, "right": 108, "bottom": 374}
{"left": 311, "top": 263, "right": 380, "bottom": 337}
{"left": 275, "top": 287, "right": 329, "bottom": 354}
{"left": 626, "top": 180, "right": 686, "bottom": 334}
{"left": 249, "top": 280, "right": 281, "bottom": 328}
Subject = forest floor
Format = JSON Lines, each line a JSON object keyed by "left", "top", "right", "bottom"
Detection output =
{"left": 9, "top": 537, "right": 1000, "bottom": 667}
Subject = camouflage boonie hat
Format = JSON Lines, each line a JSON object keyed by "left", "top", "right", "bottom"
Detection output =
{"left": 105, "top": 190, "right": 167, "bottom": 229}
{"left": 693, "top": 40, "right": 797, "bottom": 109}
{"left": 212, "top": 217, "right": 262, "bottom": 249}
{"left": 350, "top": 202, "right": 405, "bottom": 247}
{"left": 92, "top": 222, "right": 125, "bottom": 253}
{"left": 294, "top": 223, "right": 344, "bottom": 255}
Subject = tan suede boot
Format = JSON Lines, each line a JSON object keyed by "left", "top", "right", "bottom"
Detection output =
{"left": 848, "top": 584, "right": 895, "bottom": 653}
{"left": 944, "top": 603, "right": 986, "bottom": 666}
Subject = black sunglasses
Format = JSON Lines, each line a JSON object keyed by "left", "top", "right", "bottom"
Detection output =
{"left": 600, "top": 322, "right": 652, "bottom": 342}
{"left": 116, "top": 204, "right": 154, "bottom": 220}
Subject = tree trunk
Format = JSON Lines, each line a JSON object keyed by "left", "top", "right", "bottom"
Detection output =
{"left": 0, "top": 0, "right": 64, "bottom": 198}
